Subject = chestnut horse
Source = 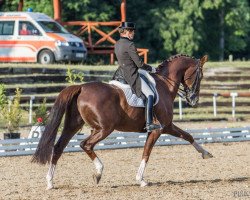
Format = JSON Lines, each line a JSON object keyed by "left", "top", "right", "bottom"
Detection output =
{"left": 32, "top": 54, "right": 213, "bottom": 189}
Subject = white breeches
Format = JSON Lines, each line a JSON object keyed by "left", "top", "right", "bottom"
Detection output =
{"left": 140, "top": 77, "right": 154, "bottom": 98}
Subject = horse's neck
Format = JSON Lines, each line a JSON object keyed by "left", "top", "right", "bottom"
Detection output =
{"left": 156, "top": 58, "right": 191, "bottom": 100}
{"left": 156, "top": 69, "right": 183, "bottom": 101}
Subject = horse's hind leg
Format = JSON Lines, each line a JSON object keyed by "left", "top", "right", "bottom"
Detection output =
{"left": 46, "top": 108, "right": 84, "bottom": 190}
{"left": 163, "top": 123, "right": 213, "bottom": 159}
{"left": 80, "top": 128, "right": 113, "bottom": 185}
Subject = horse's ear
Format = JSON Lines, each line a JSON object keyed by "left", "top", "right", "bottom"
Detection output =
{"left": 200, "top": 55, "right": 208, "bottom": 67}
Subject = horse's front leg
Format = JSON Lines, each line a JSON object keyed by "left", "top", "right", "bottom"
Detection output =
{"left": 136, "top": 130, "right": 161, "bottom": 187}
{"left": 163, "top": 123, "right": 213, "bottom": 159}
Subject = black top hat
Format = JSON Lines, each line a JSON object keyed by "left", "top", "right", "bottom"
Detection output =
{"left": 119, "top": 22, "right": 136, "bottom": 30}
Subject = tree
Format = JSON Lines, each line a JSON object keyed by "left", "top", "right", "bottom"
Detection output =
{"left": 22, "top": 0, "right": 53, "bottom": 17}
{"left": 201, "top": 0, "right": 250, "bottom": 60}
{"left": 61, "top": 0, "right": 116, "bottom": 22}
{"left": 1, "top": 0, "right": 250, "bottom": 61}
{"left": 0, "top": 0, "right": 53, "bottom": 16}
{"left": 148, "top": 0, "right": 203, "bottom": 59}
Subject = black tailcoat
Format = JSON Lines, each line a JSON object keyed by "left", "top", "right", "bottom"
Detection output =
{"left": 114, "top": 37, "right": 152, "bottom": 98}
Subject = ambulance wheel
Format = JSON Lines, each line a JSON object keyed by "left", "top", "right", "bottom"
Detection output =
{"left": 38, "top": 50, "right": 55, "bottom": 64}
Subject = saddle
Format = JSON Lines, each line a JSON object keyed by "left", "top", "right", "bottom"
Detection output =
{"left": 109, "top": 69, "right": 159, "bottom": 108}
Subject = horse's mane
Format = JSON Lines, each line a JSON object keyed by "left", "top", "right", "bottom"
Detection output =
{"left": 156, "top": 54, "right": 195, "bottom": 77}
{"left": 157, "top": 54, "right": 195, "bottom": 69}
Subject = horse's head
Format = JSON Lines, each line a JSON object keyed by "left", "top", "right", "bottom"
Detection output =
{"left": 156, "top": 54, "right": 208, "bottom": 107}
{"left": 181, "top": 55, "right": 208, "bottom": 107}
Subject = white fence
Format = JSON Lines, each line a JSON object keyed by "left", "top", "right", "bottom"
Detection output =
{"left": 14, "top": 92, "right": 250, "bottom": 123}
{"left": 0, "top": 127, "right": 250, "bottom": 157}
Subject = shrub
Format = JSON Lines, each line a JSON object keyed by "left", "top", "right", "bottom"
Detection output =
{"left": 33, "top": 98, "right": 48, "bottom": 126}
{"left": 66, "top": 67, "right": 84, "bottom": 84}
{"left": 0, "top": 84, "right": 8, "bottom": 110}
{"left": 1, "top": 88, "right": 22, "bottom": 133}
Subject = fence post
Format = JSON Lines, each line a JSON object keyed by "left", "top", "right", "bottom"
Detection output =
{"left": 179, "top": 96, "right": 183, "bottom": 120}
{"left": 213, "top": 93, "right": 217, "bottom": 117}
{"left": 29, "top": 96, "right": 35, "bottom": 124}
{"left": 230, "top": 92, "right": 238, "bottom": 119}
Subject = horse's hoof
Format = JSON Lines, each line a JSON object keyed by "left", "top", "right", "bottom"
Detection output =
{"left": 140, "top": 179, "right": 148, "bottom": 187}
{"left": 46, "top": 181, "right": 54, "bottom": 190}
{"left": 46, "top": 185, "right": 53, "bottom": 190}
{"left": 93, "top": 173, "right": 102, "bottom": 185}
{"left": 202, "top": 152, "right": 213, "bottom": 159}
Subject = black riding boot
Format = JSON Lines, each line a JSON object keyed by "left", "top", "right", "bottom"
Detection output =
{"left": 145, "top": 95, "right": 161, "bottom": 132}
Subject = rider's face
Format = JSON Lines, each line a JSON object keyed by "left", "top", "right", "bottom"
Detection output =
{"left": 127, "top": 29, "right": 135, "bottom": 40}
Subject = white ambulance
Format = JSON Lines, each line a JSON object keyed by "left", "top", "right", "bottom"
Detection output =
{"left": 0, "top": 12, "right": 87, "bottom": 64}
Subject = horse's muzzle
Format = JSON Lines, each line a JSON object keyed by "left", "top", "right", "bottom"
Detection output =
{"left": 187, "top": 94, "right": 199, "bottom": 107}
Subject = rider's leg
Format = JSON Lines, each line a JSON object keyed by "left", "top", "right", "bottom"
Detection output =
{"left": 140, "top": 77, "right": 161, "bottom": 131}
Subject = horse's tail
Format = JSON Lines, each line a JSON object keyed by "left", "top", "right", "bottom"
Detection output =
{"left": 31, "top": 85, "right": 82, "bottom": 165}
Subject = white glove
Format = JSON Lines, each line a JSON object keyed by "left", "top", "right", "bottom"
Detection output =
{"left": 151, "top": 67, "right": 156, "bottom": 73}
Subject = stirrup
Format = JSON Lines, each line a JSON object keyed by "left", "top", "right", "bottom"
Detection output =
{"left": 146, "top": 123, "right": 161, "bottom": 132}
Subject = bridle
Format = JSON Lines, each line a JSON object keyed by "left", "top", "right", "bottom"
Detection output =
{"left": 178, "top": 59, "right": 203, "bottom": 105}
{"left": 157, "top": 59, "right": 203, "bottom": 106}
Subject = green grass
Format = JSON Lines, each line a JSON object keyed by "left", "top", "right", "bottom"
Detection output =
{"left": 1, "top": 60, "right": 250, "bottom": 70}
{"left": 200, "top": 89, "right": 250, "bottom": 93}
{"left": 21, "top": 92, "right": 59, "bottom": 98}
{"left": 21, "top": 103, "right": 54, "bottom": 109}
{"left": 202, "top": 80, "right": 250, "bottom": 84}
{"left": 0, "top": 74, "right": 67, "bottom": 78}
{"left": 0, "top": 63, "right": 118, "bottom": 71}
{"left": 4, "top": 82, "right": 71, "bottom": 89}
{"left": 173, "top": 96, "right": 250, "bottom": 103}
{"left": 173, "top": 106, "right": 250, "bottom": 113}
{"left": 204, "top": 74, "right": 250, "bottom": 77}
{"left": 205, "top": 61, "right": 250, "bottom": 68}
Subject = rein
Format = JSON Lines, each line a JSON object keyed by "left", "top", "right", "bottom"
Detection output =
{"left": 157, "top": 59, "right": 202, "bottom": 103}
{"left": 179, "top": 60, "right": 202, "bottom": 101}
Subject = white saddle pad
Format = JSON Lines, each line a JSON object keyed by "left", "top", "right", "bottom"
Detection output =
{"left": 109, "top": 79, "right": 159, "bottom": 108}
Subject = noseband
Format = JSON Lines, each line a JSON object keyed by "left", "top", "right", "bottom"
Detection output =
{"left": 178, "top": 60, "right": 203, "bottom": 104}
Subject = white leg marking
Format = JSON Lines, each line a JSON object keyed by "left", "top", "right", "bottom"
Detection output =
{"left": 192, "top": 141, "right": 213, "bottom": 159}
{"left": 136, "top": 159, "right": 148, "bottom": 187}
{"left": 46, "top": 164, "right": 56, "bottom": 190}
{"left": 192, "top": 141, "right": 205, "bottom": 153}
{"left": 93, "top": 157, "right": 103, "bottom": 175}
{"left": 136, "top": 159, "right": 146, "bottom": 181}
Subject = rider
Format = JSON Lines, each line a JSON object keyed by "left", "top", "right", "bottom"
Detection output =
{"left": 114, "top": 21, "right": 161, "bottom": 132}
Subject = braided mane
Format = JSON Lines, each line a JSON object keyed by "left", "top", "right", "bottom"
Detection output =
{"left": 168, "top": 54, "right": 194, "bottom": 62}
{"left": 158, "top": 54, "right": 194, "bottom": 69}
{"left": 156, "top": 54, "right": 195, "bottom": 77}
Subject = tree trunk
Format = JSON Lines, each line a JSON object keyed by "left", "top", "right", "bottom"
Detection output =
{"left": 18, "top": 0, "right": 24, "bottom": 11}
{"left": 219, "top": 8, "right": 225, "bottom": 61}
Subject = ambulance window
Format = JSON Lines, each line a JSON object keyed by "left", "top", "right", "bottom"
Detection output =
{"left": 0, "top": 21, "right": 15, "bottom": 35}
{"left": 37, "top": 21, "right": 68, "bottom": 34}
{"left": 19, "top": 21, "right": 41, "bottom": 36}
